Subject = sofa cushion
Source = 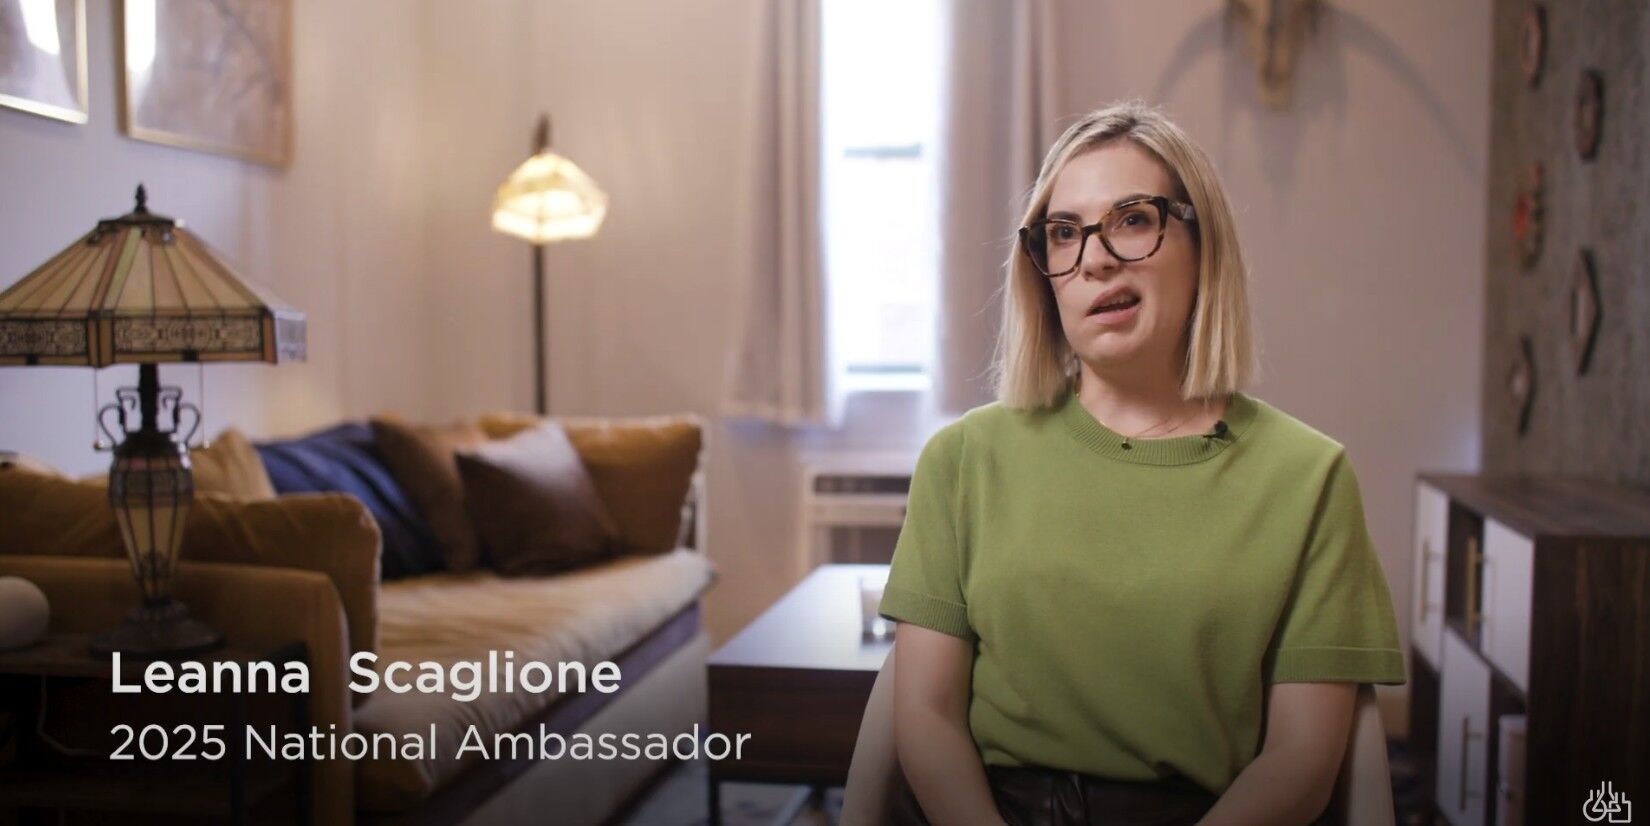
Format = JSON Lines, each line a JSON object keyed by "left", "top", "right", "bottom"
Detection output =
{"left": 454, "top": 422, "right": 620, "bottom": 576}
{"left": 0, "top": 465, "right": 382, "bottom": 663}
{"left": 370, "top": 415, "right": 488, "bottom": 572}
{"left": 256, "top": 423, "right": 445, "bottom": 580}
{"left": 352, "top": 548, "right": 714, "bottom": 809}
{"left": 479, "top": 413, "right": 703, "bottom": 554}
{"left": 191, "top": 428, "right": 277, "bottom": 501}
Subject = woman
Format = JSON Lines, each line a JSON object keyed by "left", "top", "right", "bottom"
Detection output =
{"left": 877, "top": 101, "right": 1405, "bottom": 826}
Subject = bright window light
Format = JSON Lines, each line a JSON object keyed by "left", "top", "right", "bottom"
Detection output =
{"left": 822, "top": 0, "right": 943, "bottom": 393}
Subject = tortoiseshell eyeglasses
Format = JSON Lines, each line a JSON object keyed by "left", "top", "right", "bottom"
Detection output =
{"left": 1019, "top": 195, "right": 1197, "bottom": 277}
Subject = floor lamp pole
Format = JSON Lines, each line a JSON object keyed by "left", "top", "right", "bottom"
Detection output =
{"left": 533, "top": 243, "right": 548, "bottom": 416}
{"left": 529, "top": 113, "right": 553, "bottom": 416}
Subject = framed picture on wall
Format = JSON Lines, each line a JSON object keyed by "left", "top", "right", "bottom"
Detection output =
{"left": 118, "top": 0, "right": 292, "bottom": 167}
{"left": 0, "top": 0, "right": 88, "bottom": 124}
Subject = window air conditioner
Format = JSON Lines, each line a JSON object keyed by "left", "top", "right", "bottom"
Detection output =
{"left": 797, "top": 451, "right": 918, "bottom": 571}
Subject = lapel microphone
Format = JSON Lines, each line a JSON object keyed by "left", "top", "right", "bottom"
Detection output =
{"left": 1202, "top": 420, "right": 1230, "bottom": 441}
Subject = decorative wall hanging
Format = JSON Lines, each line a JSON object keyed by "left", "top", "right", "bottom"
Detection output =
{"left": 1512, "top": 162, "right": 1544, "bottom": 268}
{"left": 1519, "top": 5, "right": 1546, "bottom": 88}
{"left": 1508, "top": 335, "right": 1535, "bottom": 436}
{"left": 1569, "top": 249, "right": 1601, "bottom": 375}
{"left": 0, "top": 0, "right": 87, "bottom": 123}
{"left": 1574, "top": 69, "right": 1603, "bottom": 161}
{"left": 1226, "top": 0, "right": 1319, "bottom": 109}
{"left": 118, "top": 0, "right": 292, "bottom": 167}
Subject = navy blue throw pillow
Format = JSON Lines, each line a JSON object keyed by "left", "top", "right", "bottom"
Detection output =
{"left": 254, "top": 422, "right": 446, "bottom": 580}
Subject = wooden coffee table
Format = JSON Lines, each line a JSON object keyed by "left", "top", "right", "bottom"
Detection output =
{"left": 706, "top": 564, "right": 893, "bottom": 824}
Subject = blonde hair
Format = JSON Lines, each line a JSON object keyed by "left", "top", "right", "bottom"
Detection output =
{"left": 990, "top": 100, "right": 1255, "bottom": 409}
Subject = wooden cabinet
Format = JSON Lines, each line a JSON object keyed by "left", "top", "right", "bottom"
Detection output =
{"left": 1408, "top": 474, "right": 1650, "bottom": 826}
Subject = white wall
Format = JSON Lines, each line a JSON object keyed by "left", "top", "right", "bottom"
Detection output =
{"left": 0, "top": 0, "right": 428, "bottom": 476}
{"left": 3, "top": 2, "right": 1489, "bottom": 655}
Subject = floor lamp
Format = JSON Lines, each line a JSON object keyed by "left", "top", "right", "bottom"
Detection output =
{"left": 491, "top": 114, "right": 608, "bottom": 415}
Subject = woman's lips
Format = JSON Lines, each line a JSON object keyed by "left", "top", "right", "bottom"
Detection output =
{"left": 1087, "top": 297, "right": 1141, "bottom": 326}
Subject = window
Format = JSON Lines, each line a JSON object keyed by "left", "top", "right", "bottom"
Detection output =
{"left": 821, "top": 0, "right": 943, "bottom": 393}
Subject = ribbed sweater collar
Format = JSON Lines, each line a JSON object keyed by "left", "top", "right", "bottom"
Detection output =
{"left": 1057, "top": 387, "right": 1259, "bottom": 466}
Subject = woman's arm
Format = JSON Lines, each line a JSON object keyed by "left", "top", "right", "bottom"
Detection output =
{"left": 893, "top": 623, "right": 1006, "bottom": 826}
{"left": 1197, "top": 681, "right": 1357, "bottom": 826}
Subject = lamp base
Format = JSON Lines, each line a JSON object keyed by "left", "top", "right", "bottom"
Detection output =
{"left": 89, "top": 599, "right": 224, "bottom": 659}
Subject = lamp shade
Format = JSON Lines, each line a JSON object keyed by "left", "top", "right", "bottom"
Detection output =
{"left": 491, "top": 150, "right": 609, "bottom": 244}
{"left": 0, "top": 186, "right": 305, "bottom": 367}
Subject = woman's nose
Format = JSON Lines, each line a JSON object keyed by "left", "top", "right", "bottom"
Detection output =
{"left": 1079, "top": 235, "right": 1122, "bottom": 276}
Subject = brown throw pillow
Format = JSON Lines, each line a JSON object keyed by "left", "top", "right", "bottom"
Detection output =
{"left": 369, "top": 415, "right": 486, "bottom": 571}
{"left": 454, "top": 421, "right": 619, "bottom": 576}
{"left": 478, "top": 413, "right": 702, "bottom": 554}
{"left": 189, "top": 428, "right": 276, "bottom": 501}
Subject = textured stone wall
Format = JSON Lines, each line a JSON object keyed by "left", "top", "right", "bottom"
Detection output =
{"left": 1482, "top": 0, "right": 1650, "bottom": 483}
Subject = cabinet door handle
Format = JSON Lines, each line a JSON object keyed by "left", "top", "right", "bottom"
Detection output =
{"left": 1465, "top": 535, "right": 1483, "bottom": 636}
{"left": 1419, "top": 539, "right": 1442, "bottom": 620}
{"left": 1459, "top": 715, "right": 1484, "bottom": 809}
{"left": 1480, "top": 553, "right": 1496, "bottom": 649}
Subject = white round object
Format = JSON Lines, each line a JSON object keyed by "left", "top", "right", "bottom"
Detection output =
{"left": 0, "top": 576, "right": 49, "bottom": 649}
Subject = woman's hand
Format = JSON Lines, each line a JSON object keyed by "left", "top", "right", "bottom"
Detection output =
{"left": 892, "top": 623, "right": 1008, "bottom": 826}
{"left": 1196, "top": 681, "right": 1358, "bottom": 826}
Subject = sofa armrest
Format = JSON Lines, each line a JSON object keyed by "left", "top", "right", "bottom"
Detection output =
{"left": 0, "top": 464, "right": 381, "bottom": 662}
{"left": 186, "top": 491, "right": 383, "bottom": 659}
{"left": 0, "top": 555, "right": 356, "bottom": 826}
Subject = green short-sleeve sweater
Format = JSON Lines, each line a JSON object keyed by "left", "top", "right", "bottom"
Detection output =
{"left": 877, "top": 387, "right": 1405, "bottom": 794}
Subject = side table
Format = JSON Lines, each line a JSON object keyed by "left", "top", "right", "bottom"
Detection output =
{"left": 0, "top": 633, "right": 310, "bottom": 825}
{"left": 707, "top": 564, "right": 893, "bottom": 825}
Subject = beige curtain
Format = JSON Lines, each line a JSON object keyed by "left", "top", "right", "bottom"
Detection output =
{"left": 934, "top": 0, "right": 1060, "bottom": 415}
{"left": 721, "top": 0, "right": 845, "bottom": 427}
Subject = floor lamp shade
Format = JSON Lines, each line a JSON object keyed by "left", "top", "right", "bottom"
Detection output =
{"left": 491, "top": 150, "right": 608, "bottom": 244}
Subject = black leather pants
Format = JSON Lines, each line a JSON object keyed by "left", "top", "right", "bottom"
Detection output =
{"left": 890, "top": 764, "right": 1338, "bottom": 826}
